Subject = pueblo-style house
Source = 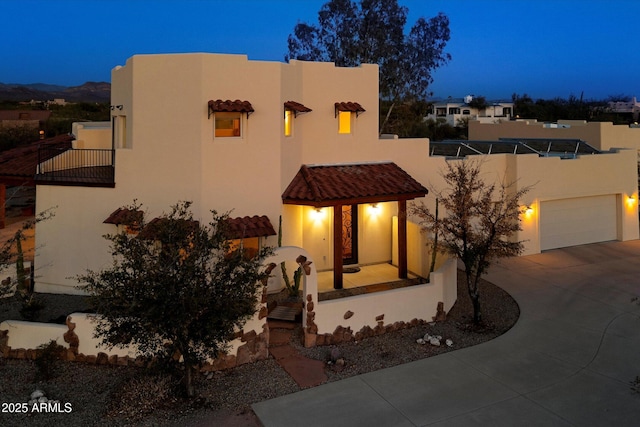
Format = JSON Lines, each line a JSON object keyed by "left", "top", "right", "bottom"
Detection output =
{"left": 3, "top": 52, "right": 635, "bottom": 363}
{"left": 33, "top": 53, "right": 444, "bottom": 306}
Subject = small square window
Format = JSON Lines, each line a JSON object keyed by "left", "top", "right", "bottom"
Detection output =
{"left": 338, "top": 111, "right": 351, "bottom": 134}
{"left": 215, "top": 113, "right": 242, "bottom": 137}
{"left": 228, "top": 237, "right": 260, "bottom": 259}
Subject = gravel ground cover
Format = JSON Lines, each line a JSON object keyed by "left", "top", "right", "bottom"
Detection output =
{"left": 0, "top": 273, "right": 519, "bottom": 426}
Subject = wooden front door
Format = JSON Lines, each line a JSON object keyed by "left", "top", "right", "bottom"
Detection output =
{"left": 341, "top": 204, "right": 358, "bottom": 265}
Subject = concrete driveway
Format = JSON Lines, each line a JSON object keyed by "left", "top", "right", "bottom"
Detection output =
{"left": 253, "top": 240, "right": 640, "bottom": 426}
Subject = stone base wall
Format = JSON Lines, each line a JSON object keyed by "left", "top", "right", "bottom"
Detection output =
{"left": 0, "top": 317, "right": 268, "bottom": 371}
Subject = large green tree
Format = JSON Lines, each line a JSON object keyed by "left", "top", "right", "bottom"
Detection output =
{"left": 286, "top": 0, "right": 451, "bottom": 132}
{"left": 77, "top": 201, "right": 271, "bottom": 397}
{"left": 412, "top": 160, "right": 531, "bottom": 324}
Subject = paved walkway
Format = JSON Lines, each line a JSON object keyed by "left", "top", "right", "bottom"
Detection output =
{"left": 268, "top": 319, "right": 327, "bottom": 388}
{"left": 253, "top": 240, "right": 640, "bottom": 426}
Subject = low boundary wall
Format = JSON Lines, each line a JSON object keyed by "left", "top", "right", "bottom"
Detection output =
{"left": 1, "top": 248, "right": 457, "bottom": 368}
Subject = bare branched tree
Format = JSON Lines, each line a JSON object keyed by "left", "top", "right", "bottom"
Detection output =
{"left": 412, "top": 160, "right": 532, "bottom": 323}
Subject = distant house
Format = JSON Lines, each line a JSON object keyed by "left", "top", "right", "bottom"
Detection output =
{"left": 426, "top": 95, "right": 514, "bottom": 126}
{"left": 608, "top": 96, "right": 640, "bottom": 122}
{"left": 0, "top": 110, "right": 51, "bottom": 131}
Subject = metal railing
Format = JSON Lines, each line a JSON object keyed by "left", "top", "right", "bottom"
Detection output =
{"left": 36, "top": 146, "right": 115, "bottom": 184}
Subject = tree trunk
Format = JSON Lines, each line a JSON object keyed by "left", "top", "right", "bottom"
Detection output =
{"left": 466, "top": 274, "right": 482, "bottom": 324}
{"left": 16, "top": 236, "right": 25, "bottom": 289}
{"left": 429, "top": 198, "right": 439, "bottom": 274}
{"left": 471, "top": 291, "right": 482, "bottom": 324}
{"left": 184, "top": 363, "right": 195, "bottom": 398}
{"left": 379, "top": 102, "right": 396, "bottom": 136}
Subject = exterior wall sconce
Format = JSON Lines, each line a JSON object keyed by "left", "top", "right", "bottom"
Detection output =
{"left": 311, "top": 207, "right": 325, "bottom": 221}
{"left": 522, "top": 205, "right": 534, "bottom": 217}
{"left": 626, "top": 196, "right": 636, "bottom": 208}
{"left": 369, "top": 203, "right": 381, "bottom": 215}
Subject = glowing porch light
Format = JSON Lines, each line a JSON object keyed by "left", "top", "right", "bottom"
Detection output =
{"left": 368, "top": 203, "right": 381, "bottom": 215}
{"left": 310, "top": 207, "right": 326, "bottom": 221}
{"left": 626, "top": 195, "right": 637, "bottom": 209}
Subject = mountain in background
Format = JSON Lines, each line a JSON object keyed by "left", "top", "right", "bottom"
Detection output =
{"left": 0, "top": 82, "right": 111, "bottom": 103}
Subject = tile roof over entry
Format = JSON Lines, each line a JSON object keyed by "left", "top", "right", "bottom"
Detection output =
{"left": 282, "top": 162, "right": 427, "bottom": 207}
{"left": 225, "top": 215, "right": 276, "bottom": 239}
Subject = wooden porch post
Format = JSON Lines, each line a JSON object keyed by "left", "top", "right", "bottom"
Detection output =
{"left": 333, "top": 204, "right": 343, "bottom": 289}
{"left": 398, "top": 199, "right": 407, "bottom": 279}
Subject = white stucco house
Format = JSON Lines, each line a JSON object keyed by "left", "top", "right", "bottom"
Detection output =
{"left": 30, "top": 53, "right": 462, "bottom": 356}
{"left": 426, "top": 95, "right": 514, "bottom": 126}
{"left": 16, "top": 53, "right": 637, "bottom": 363}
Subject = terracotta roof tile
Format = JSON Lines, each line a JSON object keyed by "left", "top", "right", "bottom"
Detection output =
{"left": 0, "top": 134, "right": 73, "bottom": 184}
{"left": 335, "top": 102, "right": 365, "bottom": 113}
{"left": 137, "top": 217, "right": 200, "bottom": 240}
{"left": 282, "top": 162, "right": 427, "bottom": 206}
{"left": 224, "top": 215, "right": 276, "bottom": 239}
{"left": 284, "top": 101, "right": 312, "bottom": 114}
{"left": 103, "top": 208, "right": 144, "bottom": 226}
{"left": 208, "top": 99, "right": 254, "bottom": 113}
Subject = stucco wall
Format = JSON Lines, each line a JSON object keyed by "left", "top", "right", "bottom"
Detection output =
{"left": 469, "top": 119, "right": 640, "bottom": 152}
{"left": 418, "top": 150, "right": 638, "bottom": 256}
{"left": 72, "top": 122, "right": 112, "bottom": 149}
{"left": 35, "top": 53, "right": 431, "bottom": 294}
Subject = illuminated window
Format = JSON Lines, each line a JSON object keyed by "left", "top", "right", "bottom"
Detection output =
{"left": 215, "top": 113, "right": 242, "bottom": 137}
{"left": 284, "top": 109, "right": 293, "bottom": 136}
{"left": 228, "top": 237, "right": 260, "bottom": 259}
{"left": 338, "top": 111, "right": 351, "bottom": 134}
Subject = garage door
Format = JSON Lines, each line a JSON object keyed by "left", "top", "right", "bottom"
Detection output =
{"left": 540, "top": 195, "right": 618, "bottom": 251}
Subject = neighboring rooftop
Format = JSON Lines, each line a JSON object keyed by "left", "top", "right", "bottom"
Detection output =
{"left": 0, "top": 134, "right": 73, "bottom": 185}
{"left": 0, "top": 110, "right": 52, "bottom": 122}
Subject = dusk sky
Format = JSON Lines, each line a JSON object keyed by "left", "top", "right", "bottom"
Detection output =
{"left": 2, "top": 0, "right": 638, "bottom": 101}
